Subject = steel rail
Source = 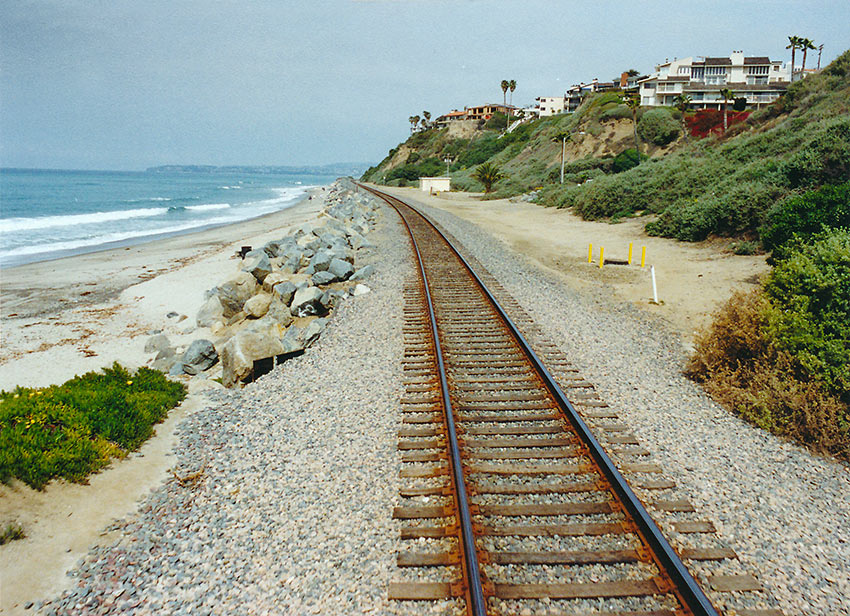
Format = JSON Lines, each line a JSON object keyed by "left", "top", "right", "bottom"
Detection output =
{"left": 362, "top": 183, "right": 720, "bottom": 616}
{"left": 390, "top": 192, "right": 488, "bottom": 616}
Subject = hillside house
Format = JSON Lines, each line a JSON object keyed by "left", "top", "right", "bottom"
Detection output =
{"left": 638, "top": 51, "right": 791, "bottom": 110}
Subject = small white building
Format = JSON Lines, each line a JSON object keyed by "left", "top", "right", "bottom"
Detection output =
{"left": 534, "top": 96, "right": 566, "bottom": 116}
{"left": 419, "top": 177, "right": 451, "bottom": 193}
{"left": 638, "top": 51, "right": 791, "bottom": 110}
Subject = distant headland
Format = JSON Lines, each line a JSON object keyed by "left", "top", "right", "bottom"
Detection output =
{"left": 146, "top": 163, "right": 370, "bottom": 176}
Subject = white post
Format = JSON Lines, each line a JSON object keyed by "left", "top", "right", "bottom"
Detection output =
{"left": 650, "top": 265, "right": 659, "bottom": 304}
{"left": 560, "top": 137, "right": 566, "bottom": 184}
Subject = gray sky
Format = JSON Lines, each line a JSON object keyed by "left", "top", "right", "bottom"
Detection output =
{"left": 2, "top": 0, "right": 848, "bottom": 170}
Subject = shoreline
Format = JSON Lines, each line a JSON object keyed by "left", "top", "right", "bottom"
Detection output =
{"left": 0, "top": 188, "right": 327, "bottom": 390}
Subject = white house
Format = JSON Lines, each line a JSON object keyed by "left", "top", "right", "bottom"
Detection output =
{"left": 564, "top": 78, "right": 616, "bottom": 112}
{"left": 534, "top": 96, "right": 565, "bottom": 116}
{"left": 638, "top": 51, "right": 791, "bottom": 110}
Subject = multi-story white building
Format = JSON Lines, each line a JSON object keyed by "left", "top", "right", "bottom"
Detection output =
{"left": 564, "top": 78, "right": 616, "bottom": 112}
{"left": 534, "top": 96, "right": 566, "bottom": 116}
{"left": 638, "top": 51, "right": 791, "bottom": 110}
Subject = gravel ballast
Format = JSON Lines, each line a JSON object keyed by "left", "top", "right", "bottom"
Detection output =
{"left": 402, "top": 192, "right": 849, "bottom": 616}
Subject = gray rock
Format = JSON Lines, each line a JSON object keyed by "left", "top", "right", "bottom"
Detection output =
{"left": 352, "top": 283, "right": 371, "bottom": 296}
{"left": 281, "top": 256, "right": 301, "bottom": 274}
{"left": 240, "top": 249, "right": 272, "bottom": 283}
{"left": 279, "top": 318, "right": 326, "bottom": 354}
{"left": 212, "top": 272, "right": 258, "bottom": 317}
{"left": 328, "top": 258, "right": 354, "bottom": 281}
{"left": 196, "top": 295, "right": 225, "bottom": 328}
{"left": 320, "top": 289, "right": 346, "bottom": 310}
{"left": 272, "top": 281, "right": 297, "bottom": 306}
{"left": 144, "top": 333, "right": 171, "bottom": 354}
{"left": 309, "top": 250, "right": 334, "bottom": 272}
{"left": 311, "top": 270, "right": 337, "bottom": 286}
{"left": 290, "top": 286, "right": 325, "bottom": 317}
{"left": 262, "top": 271, "right": 287, "bottom": 293}
{"left": 181, "top": 339, "right": 218, "bottom": 375}
{"left": 350, "top": 264, "right": 375, "bottom": 281}
{"left": 168, "top": 362, "right": 185, "bottom": 376}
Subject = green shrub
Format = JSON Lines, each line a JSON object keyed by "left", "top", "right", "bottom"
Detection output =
{"left": 761, "top": 181, "right": 850, "bottom": 253}
{"left": 0, "top": 364, "right": 186, "bottom": 489}
{"left": 764, "top": 229, "right": 850, "bottom": 397}
{"left": 611, "top": 149, "right": 646, "bottom": 173}
{"left": 638, "top": 108, "right": 681, "bottom": 146}
{"left": 600, "top": 104, "right": 633, "bottom": 122}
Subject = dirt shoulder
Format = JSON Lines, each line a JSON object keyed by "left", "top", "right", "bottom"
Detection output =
{"left": 383, "top": 186, "right": 768, "bottom": 350}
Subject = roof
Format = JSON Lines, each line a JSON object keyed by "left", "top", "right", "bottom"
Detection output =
{"left": 744, "top": 56, "right": 771, "bottom": 65}
{"left": 704, "top": 57, "right": 732, "bottom": 65}
{"left": 443, "top": 110, "right": 466, "bottom": 117}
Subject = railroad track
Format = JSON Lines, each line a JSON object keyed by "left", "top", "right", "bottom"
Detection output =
{"left": 361, "top": 185, "right": 781, "bottom": 616}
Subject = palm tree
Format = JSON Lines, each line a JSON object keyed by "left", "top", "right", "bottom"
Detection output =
{"left": 501, "top": 80, "right": 509, "bottom": 106}
{"left": 472, "top": 162, "right": 506, "bottom": 193}
{"left": 508, "top": 79, "right": 516, "bottom": 106}
{"left": 412, "top": 115, "right": 420, "bottom": 133}
{"left": 673, "top": 93, "right": 692, "bottom": 143}
{"left": 787, "top": 35, "right": 802, "bottom": 81}
{"left": 800, "top": 38, "right": 816, "bottom": 76}
{"left": 718, "top": 87, "right": 734, "bottom": 133}
{"left": 551, "top": 132, "right": 571, "bottom": 184}
{"left": 623, "top": 95, "right": 641, "bottom": 157}
{"left": 422, "top": 111, "right": 431, "bottom": 129}
{"left": 409, "top": 116, "right": 417, "bottom": 134}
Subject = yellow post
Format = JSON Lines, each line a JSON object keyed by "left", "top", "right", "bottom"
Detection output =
{"left": 641, "top": 246, "right": 646, "bottom": 267}
{"left": 599, "top": 246, "right": 604, "bottom": 269}
{"left": 628, "top": 242, "right": 633, "bottom": 265}
{"left": 588, "top": 243, "right": 593, "bottom": 264}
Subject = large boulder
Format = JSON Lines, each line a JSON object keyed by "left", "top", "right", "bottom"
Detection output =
{"left": 272, "top": 281, "right": 297, "bottom": 306}
{"left": 350, "top": 264, "right": 375, "bottom": 281}
{"left": 280, "top": 319, "right": 326, "bottom": 354}
{"left": 262, "top": 271, "right": 287, "bottom": 293}
{"left": 213, "top": 272, "right": 258, "bottom": 318}
{"left": 266, "top": 296, "right": 294, "bottom": 327}
{"left": 244, "top": 292, "right": 272, "bottom": 318}
{"left": 220, "top": 325, "right": 285, "bottom": 387}
{"left": 309, "top": 250, "right": 334, "bottom": 272}
{"left": 196, "top": 295, "right": 225, "bottom": 328}
{"left": 241, "top": 249, "right": 272, "bottom": 283}
{"left": 311, "top": 270, "right": 337, "bottom": 286}
{"left": 181, "top": 339, "right": 219, "bottom": 375}
{"left": 144, "top": 333, "right": 171, "bottom": 354}
{"left": 290, "top": 286, "right": 324, "bottom": 316}
{"left": 328, "top": 258, "right": 354, "bottom": 281}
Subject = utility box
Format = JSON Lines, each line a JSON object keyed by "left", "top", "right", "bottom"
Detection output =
{"left": 419, "top": 177, "right": 451, "bottom": 193}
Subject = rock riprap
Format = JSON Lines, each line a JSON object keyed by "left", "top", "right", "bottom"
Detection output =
{"left": 144, "top": 179, "right": 383, "bottom": 386}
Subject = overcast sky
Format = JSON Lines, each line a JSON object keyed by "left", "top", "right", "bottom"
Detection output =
{"left": 2, "top": 0, "right": 848, "bottom": 170}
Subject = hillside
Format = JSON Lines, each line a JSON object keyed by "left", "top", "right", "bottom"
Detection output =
{"left": 363, "top": 49, "right": 850, "bottom": 244}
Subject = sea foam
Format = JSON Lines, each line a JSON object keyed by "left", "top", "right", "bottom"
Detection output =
{"left": 0, "top": 207, "right": 168, "bottom": 232}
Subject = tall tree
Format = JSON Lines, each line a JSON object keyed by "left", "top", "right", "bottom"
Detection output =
{"left": 623, "top": 95, "right": 641, "bottom": 158}
{"left": 719, "top": 87, "right": 734, "bottom": 133}
{"left": 551, "top": 132, "right": 571, "bottom": 184}
{"left": 800, "top": 38, "right": 816, "bottom": 75}
{"left": 412, "top": 115, "right": 420, "bottom": 133}
{"left": 508, "top": 79, "right": 516, "bottom": 106}
{"left": 787, "top": 35, "right": 802, "bottom": 81}
{"left": 409, "top": 116, "right": 417, "bottom": 134}
{"left": 472, "top": 162, "right": 506, "bottom": 193}
{"left": 501, "top": 80, "right": 509, "bottom": 106}
{"left": 673, "top": 93, "right": 692, "bottom": 144}
{"left": 422, "top": 110, "right": 431, "bottom": 129}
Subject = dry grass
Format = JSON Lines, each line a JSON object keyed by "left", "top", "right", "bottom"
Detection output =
{"left": 687, "top": 289, "right": 849, "bottom": 461}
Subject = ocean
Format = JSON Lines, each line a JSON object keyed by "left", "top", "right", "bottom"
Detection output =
{"left": 0, "top": 168, "right": 338, "bottom": 268}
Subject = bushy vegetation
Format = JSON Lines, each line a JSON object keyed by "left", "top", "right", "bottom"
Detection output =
{"left": 0, "top": 364, "right": 186, "bottom": 489}
{"left": 761, "top": 181, "right": 850, "bottom": 255}
{"left": 687, "top": 228, "right": 850, "bottom": 460}
{"left": 638, "top": 108, "right": 680, "bottom": 145}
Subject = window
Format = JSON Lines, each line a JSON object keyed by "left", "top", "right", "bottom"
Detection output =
{"left": 747, "top": 65, "right": 769, "bottom": 75}
{"left": 678, "top": 66, "right": 690, "bottom": 75}
{"left": 747, "top": 76, "right": 768, "bottom": 85}
{"left": 706, "top": 66, "right": 727, "bottom": 75}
